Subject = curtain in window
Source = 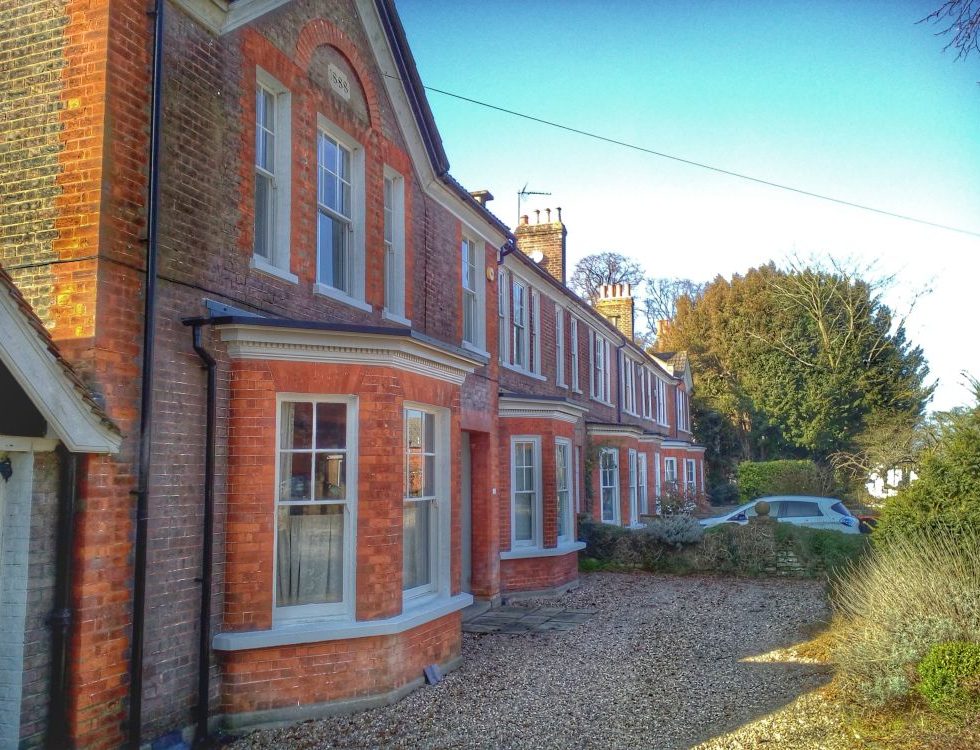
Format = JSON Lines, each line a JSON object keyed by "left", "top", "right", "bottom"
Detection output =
{"left": 276, "top": 505, "right": 344, "bottom": 606}
{"left": 403, "top": 500, "right": 432, "bottom": 589}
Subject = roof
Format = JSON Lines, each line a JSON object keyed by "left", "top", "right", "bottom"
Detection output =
{"left": 373, "top": 0, "right": 512, "bottom": 238}
{"left": 0, "top": 263, "right": 120, "bottom": 452}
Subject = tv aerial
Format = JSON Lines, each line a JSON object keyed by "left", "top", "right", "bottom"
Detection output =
{"left": 517, "top": 183, "right": 551, "bottom": 226}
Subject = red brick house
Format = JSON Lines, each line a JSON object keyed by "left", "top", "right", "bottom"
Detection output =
{"left": 0, "top": 0, "right": 704, "bottom": 747}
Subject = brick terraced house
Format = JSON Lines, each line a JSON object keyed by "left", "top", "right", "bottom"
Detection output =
{"left": 0, "top": 0, "right": 704, "bottom": 747}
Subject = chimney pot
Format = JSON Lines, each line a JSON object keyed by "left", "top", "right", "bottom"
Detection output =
{"left": 520, "top": 214, "right": 529, "bottom": 226}
{"left": 557, "top": 207, "right": 562, "bottom": 222}
{"left": 546, "top": 208, "right": 552, "bottom": 222}
{"left": 534, "top": 209, "right": 540, "bottom": 224}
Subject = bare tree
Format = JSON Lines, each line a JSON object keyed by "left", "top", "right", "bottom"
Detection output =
{"left": 569, "top": 251, "right": 645, "bottom": 302}
{"left": 638, "top": 277, "right": 705, "bottom": 338}
{"left": 922, "top": 0, "right": 980, "bottom": 59}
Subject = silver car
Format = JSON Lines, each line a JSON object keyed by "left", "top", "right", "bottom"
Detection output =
{"left": 699, "top": 495, "right": 861, "bottom": 534}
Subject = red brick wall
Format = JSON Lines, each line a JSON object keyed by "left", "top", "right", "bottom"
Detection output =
{"left": 500, "top": 552, "right": 578, "bottom": 594}
{"left": 220, "top": 612, "right": 460, "bottom": 715}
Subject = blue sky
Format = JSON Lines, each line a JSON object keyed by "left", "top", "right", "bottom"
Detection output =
{"left": 398, "top": 1, "right": 980, "bottom": 411}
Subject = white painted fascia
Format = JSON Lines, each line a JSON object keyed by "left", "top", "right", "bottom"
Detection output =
{"left": 218, "top": 323, "right": 483, "bottom": 385}
{"left": 660, "top": 440, "right": 706, "bottom": 451}
{"left": 498, "top": 395, "right": 588, "bottom": 424}
{"left": 0, "top": 295, "right": 119, "bottom": 454}
{"left": 170, "top": 0, "right": 293, "bottom": 36}
{"left": 586, "top": 423, "right": 645, "bottom": 439}
{"left": 499, "top": 541, "right": 586, "bottom": 560}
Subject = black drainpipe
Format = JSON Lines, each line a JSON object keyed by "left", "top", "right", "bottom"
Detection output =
{"left": 128, "top": 0, "right": 165, "bottom": 745}
{"left": 190, "top": 322, "right": 216, "bottom": 748}
{"left": 46, "top": 445, "right": 80, "bottom": 750}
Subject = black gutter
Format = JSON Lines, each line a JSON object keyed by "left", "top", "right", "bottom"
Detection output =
{"left": 46, "top": 446, "right": 80, "bottom": 750}
{"left": 128, "top": 0, "right": 165, "bottom": 745}
{"left": 190, "top": 324, "right": 217, "bottom": 748}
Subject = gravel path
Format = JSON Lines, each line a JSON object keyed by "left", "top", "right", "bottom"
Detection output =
{"left": 230, "top": 573, "right": 831, "bottom": 750}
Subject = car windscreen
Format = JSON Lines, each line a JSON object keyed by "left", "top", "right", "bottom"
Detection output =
{"left": 830, "top": 502, "right": 852, "bottom": 517}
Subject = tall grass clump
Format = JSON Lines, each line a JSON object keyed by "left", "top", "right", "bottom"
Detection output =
{"left": 832, "top": 529, "right": 980, "bottom": 706}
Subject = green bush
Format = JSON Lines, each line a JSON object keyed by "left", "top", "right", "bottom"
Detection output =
{"left": 917, "top": 641, "right": 980, "bottom": 718}
{"left": 773, "top": 523, "right": 868, "bottom": 577}
{"left": 736, "top": 459, "right": 834, "bottom": 503}
{"left": 875, "top": 395, "right": 980, "bottom": 544}
{"left": 832, "top": 529, "right": 980, "bottom": 707}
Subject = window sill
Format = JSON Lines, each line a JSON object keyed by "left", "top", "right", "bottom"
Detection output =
{"left": 461, "top": 340, "right": 490, "bottom": 359}
{"left": 501, "top": 362, "right": 546, "bottom": 381}
{"left": 212, "top": 592, "right": 473, "bottom": 651}
{"left": 499, "top": 541, "right": 585, "bottom": 560}
{"left": 382, "top": 309, "right": 412, "bottom": 327}
{"left": 590, "top": 396, "right": 614, "bottom": 408}
{"left": 314, "top": 283, "right": 373, "bottom": 313}
{"left": 250, "top": 255, "right": 299, "bottom": 284}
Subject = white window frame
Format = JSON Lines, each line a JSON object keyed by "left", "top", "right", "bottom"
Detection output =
{"left": 273, "top": 394, "right": 357, "bottom": 624}
{"left": 622, "top": 354, "right": 637, "bottom": 415}
{"left": 512, "top": 279, "right": 528, "bottom": 370}
{"left": 461, "top": 236, "right": 486, "bottom": 351}
{"left": 556, "top": 438, "right": 574, "bottom": 544}
{"left": 657, "top": 377, "right": 669, "bottom": 426}
{"left": 555, "top": 308, "right": 566, "bottom": 387}
{"left": 382, "top": 167, "right": 408, "bottom": 324}
{"left": 685, "top": 458, "right": 698, "bottom": 496}
{"left": 574, "top": 444, "right": 582, "bottom": 513}
{"left": 590, "top": 330, "right": 612, "bottom": 404}
{"left": 570, "top": 317, "right": 580, "bottom": 392}
{"left": 677, "top": 389, "right": 690, "bottom": 432}
{"left": 654, "top": 451, "right": 663, "bottom": 513}
{"left": 628, "top": 448, "right": 639, "bottom": 526}
{"left": 402, "top": 403, "right": 451, "bottom": 605}
{"left": 498, "top": 269, "right": 510, "bottom": 364}
{"left": 664, "top": 457, "right": 678, "bottom": 489}
{"left": 642, "top": 368, "right": 653, "bottom": 419}
{"left": 599, "top": 447, "right": 620, "bottom": 525}
{"left": 314, "top": 115, "right": 368, "bottom": 312}
{"left": 511, "top": 436, "right": 543, "bottom": 548}
{"left": 638, "top": 452, "right": 649, "bottom": 515}
{"left": 529, "top": 289, "right": 541, "bottom": 374}
{"left": 252, "top": 69, "right": 295, "bottom": 283}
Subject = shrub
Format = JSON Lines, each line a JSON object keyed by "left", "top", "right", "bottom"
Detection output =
{"left": 642, "top": 515, "right": 704, "bottom": 546}
{"left": 773, "top": 523, "right": 868, "bottom": 578}
{"left": 874, "top": 394, "right": 980, "bottom": 545}
{"left": 696, "top": 521, "right": 777, "bottom": 575}
{"left": 832, "top": 529, "right": 980, "bottom": 707}
{"left": 917, "top": 641, "right": 980, "bottom": 718}
{"left": 736, "top": 459, "right": 835, "bottom": 503}
{"left": 658, "top": 484, "right": 698, "bottom": 516}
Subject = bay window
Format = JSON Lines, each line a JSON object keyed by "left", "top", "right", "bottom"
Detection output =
{"left": 556, "top": 439, "right": 573, "bottom": 543}
{"left": 686, "top": 458, "right": 698, "bottom": 496}
{"left": 275, "top": 397, "right": 355, "bottom": 621}
{"left": 664, "top": 457, "right": 678, "bottom": 488}
{"left": 403, "top": 407, "right": 439, "bottom": 598}
{"left": 511, "top": 437, "right": 541, "bottom": 547}
{"left": 600, "top": 448, "right": 620, "bottom": 524}
{"left": 638, "top": 452, "right": 649, "bottom": 514}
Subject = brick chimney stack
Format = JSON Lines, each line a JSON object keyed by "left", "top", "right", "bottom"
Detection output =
{"left": 656, "top": 319, "right": 670, "bottom": 339}
{"left": 514, "top": 206, "right": 567, "bottom": 285}
{"left": 594, "top": 283, "right": 635, "bottom": 341}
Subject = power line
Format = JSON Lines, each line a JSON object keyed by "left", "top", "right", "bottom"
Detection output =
{"left": 400, "top": 77, "right": 980, "bottom": 240}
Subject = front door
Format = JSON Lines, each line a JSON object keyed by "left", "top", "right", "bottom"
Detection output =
{"left": 460, "top": 432, "right": 472, "bottom": 594}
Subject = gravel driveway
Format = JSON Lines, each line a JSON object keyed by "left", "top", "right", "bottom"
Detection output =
{"left": 230, "top": 572, "right": 831, "bottom": 750}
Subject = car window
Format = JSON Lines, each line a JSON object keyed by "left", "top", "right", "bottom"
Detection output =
{"left": 780, "top": 501, "right": 823, "bottom": 518}
{"left": 830, "top": 502, "right": 852, "bottom": 517}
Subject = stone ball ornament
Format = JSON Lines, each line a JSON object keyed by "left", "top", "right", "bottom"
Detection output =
{"left": 754, "top": 500, "right": 771, "bottom": 517}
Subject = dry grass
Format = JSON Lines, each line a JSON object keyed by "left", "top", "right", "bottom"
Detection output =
{"left": 830, "top": 529, "right": 980, "bottom": 706}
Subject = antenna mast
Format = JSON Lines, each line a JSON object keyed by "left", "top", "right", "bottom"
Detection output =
{"left": 517, "top": 183, "right": 551, "bottom": 226}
